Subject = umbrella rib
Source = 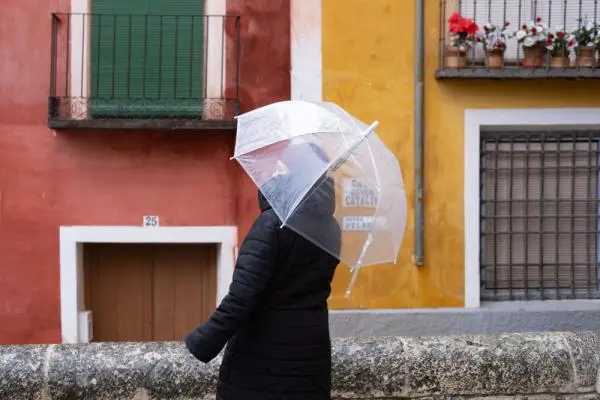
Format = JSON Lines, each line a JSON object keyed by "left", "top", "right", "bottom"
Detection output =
{"left": 344, "top": 188, "right": 386, "bottom": 298}
{"left": 344, "top": 141, "right": 382, "bottom": 193}
{"left": 345, "top": 135, "right": 389, "bottom": 297}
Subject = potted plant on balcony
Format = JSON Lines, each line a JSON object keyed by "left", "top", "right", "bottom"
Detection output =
{"left": 596, "top": 31, "right": 600, "bottom": 60}
{"left": 545, "top": 29, "right": 576, "bottom": 68}
{"left": 513, "top": 17, "right": 548, "bottom": 68}
{"left": 480, "top": 21, "right": 509, "bottom": 69}
{"left": 572, "top": 19, "right": 598, "bottom": 67}
{"left": 445, "top": 12, "right": 479, "bottom": 68}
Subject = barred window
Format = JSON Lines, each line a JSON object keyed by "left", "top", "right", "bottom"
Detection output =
{"left": 480, "top": 132, "right": 600, "bottom": 301}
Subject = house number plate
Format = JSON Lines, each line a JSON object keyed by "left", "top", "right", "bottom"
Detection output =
{"left": 143, "top": 216, "right": 160, "bottom": 227}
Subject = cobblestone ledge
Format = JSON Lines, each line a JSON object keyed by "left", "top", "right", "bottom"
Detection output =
{"left": 0, "top": 331, "right": 599, "bottom": 399}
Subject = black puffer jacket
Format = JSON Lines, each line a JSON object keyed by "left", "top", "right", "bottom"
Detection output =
{"left": 185, "top": 177, "right": 341, "bottom": 400}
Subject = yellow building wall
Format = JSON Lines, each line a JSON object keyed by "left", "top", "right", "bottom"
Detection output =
{"left": 323, "top": 0, "right": 600, "bottom": 309}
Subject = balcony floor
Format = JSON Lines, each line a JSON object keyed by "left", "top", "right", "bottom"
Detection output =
{"left": 48, "top": 118, "right": 236, "bottom": 131}
{"left": 48, "top": 96, "right": 237, "bottom": 131}
{"left": 436, "top": 67, "right": 600, "bottom": 80}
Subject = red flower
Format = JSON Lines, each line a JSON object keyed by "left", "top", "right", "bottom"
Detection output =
{"left": 447, "top": 12, "right": 478, "bottom": 35}
{"left": 522, "top": 24, "right": 527, "bottom": 30}
{"left": 558, "top": 31, "right": 565, "bottom": 38}
{"left": 548, "top": 33, "right": 554, "bottom": 39}
{"left": 546, "top": 38, "right": 553, "bottom": 45}
{"left": 568, "top": 40, "right": 574, "bottom": 46}
{"left": 531, "top": 27, "right": 537, "bottom": 34}
{"left": 448, "top": 12, "right": 462, "bottom": 25}
{"left": 466, "top": 21, "right": 479, "bottom": 35}
{"left": 536, "top": 16, "right": 542, "bottom": 22}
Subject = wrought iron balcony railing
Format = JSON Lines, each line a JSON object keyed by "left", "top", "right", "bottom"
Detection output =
{"left": 437, "top": 0, "right": 600, "bottom": 79}
{"left": 49, "top": 13, "right": 240, "bottom": 129}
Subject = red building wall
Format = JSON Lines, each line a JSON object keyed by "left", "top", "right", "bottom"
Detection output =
{"left": 0, "top": 0, "right": 290, "bottom": 344}
{"left": 228, "top": 0, "right": 292, "bottom": 240}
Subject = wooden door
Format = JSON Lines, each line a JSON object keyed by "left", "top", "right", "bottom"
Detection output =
{"left": 84, "top": 243, "right": 217, "bottom": 342}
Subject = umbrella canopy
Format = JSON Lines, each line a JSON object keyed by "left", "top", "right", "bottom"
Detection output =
{"left": 233, "top": 100, "right": 407, "bottom": 297}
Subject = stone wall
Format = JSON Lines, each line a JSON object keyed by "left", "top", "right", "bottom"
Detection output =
{"left": 1, "top": 331, "right": 599, "bottom": 399}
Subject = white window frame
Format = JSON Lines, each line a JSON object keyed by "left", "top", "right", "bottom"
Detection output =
{"left": 69, "top": 0, "right": 227, "bottom": 120}
{"left": 464, "top": 107, "right": 600, "bottom": 308}
{"left": 60, "top": 225, "right": 237, "bottom": 343}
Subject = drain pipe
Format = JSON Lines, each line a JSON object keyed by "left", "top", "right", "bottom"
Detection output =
{"left": 414, "top": 0, "right": 425, "bottom": 266}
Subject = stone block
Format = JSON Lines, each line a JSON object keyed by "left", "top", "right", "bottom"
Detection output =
{"left": 0, "top": 345, "right": 46, "bottom": 400}
{"left": 45, "top": 342, "right": 220, "bottom": 400}
{"left": 560, "top": 331, "right": 600, "bottom": 388}
{"left": 331, "top": 336, "right": 406, "bottom": 398}
{"left": 402, "top": 333, "right": 574, "bottom": 396}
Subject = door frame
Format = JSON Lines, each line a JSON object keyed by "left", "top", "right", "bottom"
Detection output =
{"left": 59, "top": 225, "right": 237, "bottom": 343}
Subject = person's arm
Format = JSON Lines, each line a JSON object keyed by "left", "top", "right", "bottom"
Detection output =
{"left": 184, "top": 211, "right": 279, "bottom": 363}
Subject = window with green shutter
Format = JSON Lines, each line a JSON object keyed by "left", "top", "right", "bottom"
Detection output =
{"left": 90, "top": 0, "right": 205, "bottom": 118}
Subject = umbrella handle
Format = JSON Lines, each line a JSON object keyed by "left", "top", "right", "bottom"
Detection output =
{"left": 345, "top": 266, "right": 362, "bottom": 298}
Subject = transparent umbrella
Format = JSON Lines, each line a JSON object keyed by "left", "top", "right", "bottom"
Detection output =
{"left": 233, "top": 100, "right": 407, "bottom": 297}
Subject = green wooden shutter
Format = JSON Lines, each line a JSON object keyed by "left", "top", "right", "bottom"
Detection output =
{"left": 90, "top": 0, "right": 205, "bottom": 118}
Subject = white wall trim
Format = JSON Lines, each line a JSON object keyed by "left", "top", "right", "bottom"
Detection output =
{"left": 204, "top": 0, "right": 227, "bottom": 119}
{"left": 290, "top": 0, "right": 322, "bottom": 101}
{"left": 464, "top": 108, "right": 600, "bottom": 308}
{"left": 69, "top": 0, "right": 226, "bottom": 118}
{"left": 59, "top": 226, "right": 237, "bottom": 343}
{"left": 70, "top": 0, "right": 90, "bottom": 119}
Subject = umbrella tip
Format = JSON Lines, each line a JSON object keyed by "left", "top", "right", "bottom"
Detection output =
{"left": 362, "top": 121, "right": 379, "bottom": 137}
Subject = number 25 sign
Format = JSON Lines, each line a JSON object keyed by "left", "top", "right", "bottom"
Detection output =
{"left": 143, "top": 216, "right": 160, "bottom": 228}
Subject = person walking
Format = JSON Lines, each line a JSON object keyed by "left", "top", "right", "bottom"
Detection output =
{"left": 185, "top": 143, "right": 341, "bottom": 400}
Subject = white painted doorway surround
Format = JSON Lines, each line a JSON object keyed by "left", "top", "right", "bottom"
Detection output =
{"left": 60, "top": 226, "right": 237, "bottom": 343}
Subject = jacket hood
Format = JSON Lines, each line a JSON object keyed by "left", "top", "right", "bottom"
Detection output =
{"left": 258, "top": 175, "right": 336, "bottom": 217}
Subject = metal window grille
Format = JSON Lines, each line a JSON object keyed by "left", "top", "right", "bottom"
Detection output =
{"left": 480, "top": 131, "right": 600, "bottom": 301}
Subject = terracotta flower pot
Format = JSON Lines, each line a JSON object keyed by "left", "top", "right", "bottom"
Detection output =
{"left": 445, "top": 47, "right": 467, "bottom": 68}
{"left": 575, "top": 46, "right": 596, "bottom": 67}
{"left": 485, "top": 49, "right": 504, "bottom": 69}
{"left": 521, "top": 44, "right": 544, "bottom": 68}
{"left": 550, "top": 55, "right": 570, "bottom": 68}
